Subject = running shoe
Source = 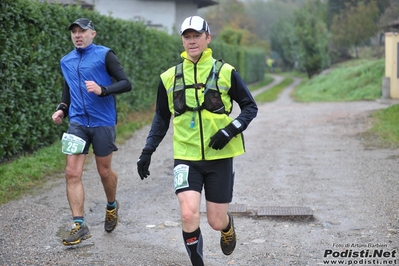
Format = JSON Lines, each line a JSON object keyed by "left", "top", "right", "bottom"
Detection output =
{"left": 63, "top": 223, "right": 92, "bottom": 246}
{"left": 220, "top": 212, "right": 236, "bottom": 255}
{"left": 104, "top": 200, "right": 119, "bottom": 232}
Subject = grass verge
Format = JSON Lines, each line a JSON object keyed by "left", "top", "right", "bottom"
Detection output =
{"left": 292, "top": 58, "right": 384, "bottom": 102}
{"left": 248, "top": 73, "right": 274, "bottom": 92}
{"left": 254, "top": 78, "right": 294, "bottom": 103}
{"left": 367, "top": 104, "right": 399, "bottom": 148}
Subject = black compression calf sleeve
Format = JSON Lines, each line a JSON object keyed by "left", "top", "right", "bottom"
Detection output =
{"left": 183, "top": 228, "right": 204, "bottom": 266}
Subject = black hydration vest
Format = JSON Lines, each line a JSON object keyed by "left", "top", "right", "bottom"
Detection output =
{"left": 173, "top": 59, "right": 230, "bottom": 117}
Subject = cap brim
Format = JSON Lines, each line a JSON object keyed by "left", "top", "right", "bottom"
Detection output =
{"left": 180, "top": 28, "right": 206, "bottom": 35}
{"left": 68, "top": 23, "right": 91, "bottom": 30}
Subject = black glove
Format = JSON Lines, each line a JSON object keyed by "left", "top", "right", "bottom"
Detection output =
{"left": 137, "top": 149, "right": 153, "bottom": 180}
{"left": 209, "top": 121, "right": 241, "bottom": 150}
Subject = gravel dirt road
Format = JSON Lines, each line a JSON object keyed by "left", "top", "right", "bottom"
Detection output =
{"left": 1, "top": 74, "right": 398, "bottom": 266}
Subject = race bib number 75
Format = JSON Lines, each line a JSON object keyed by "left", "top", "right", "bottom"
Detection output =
{"left": 61, "top": 133, "right": 86, "bottom": 155}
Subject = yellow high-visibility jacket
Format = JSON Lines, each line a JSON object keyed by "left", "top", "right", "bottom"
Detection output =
{"left": 160, "top": 48, "right": 245, "bottom": 160}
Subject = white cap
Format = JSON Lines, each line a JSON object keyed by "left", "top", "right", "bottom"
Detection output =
{"left": 180, "top": 16, "right": 210, "bottom": 35}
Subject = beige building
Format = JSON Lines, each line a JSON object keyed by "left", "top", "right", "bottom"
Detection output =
{"left": 384, "top": 32, "right": 399, "bottom": 99}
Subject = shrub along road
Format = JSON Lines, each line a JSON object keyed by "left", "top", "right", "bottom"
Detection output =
{"left": 1, "top": 75, "right": 398, "bottom": 265}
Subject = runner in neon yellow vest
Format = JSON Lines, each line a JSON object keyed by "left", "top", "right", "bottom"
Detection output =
{"left": 137, "top": 16, "right": 258, "bottom": 266}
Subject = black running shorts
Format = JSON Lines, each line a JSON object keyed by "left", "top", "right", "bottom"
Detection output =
{"left": 173, "top": 158, "right": 234, "bottom": 203}
{"left": 67, "top": 122, "right": 118, "bottom": 156}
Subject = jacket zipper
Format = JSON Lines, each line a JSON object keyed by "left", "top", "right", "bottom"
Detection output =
{"left": 78, "top": 50, "right": 90, "bottom": 127}
{"left": 193, "top": 63, "right": 206, "bottom": 160}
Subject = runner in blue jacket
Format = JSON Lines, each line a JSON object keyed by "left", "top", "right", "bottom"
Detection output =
{"left": 51, "top": 18, "right": 131, "bottom": 246}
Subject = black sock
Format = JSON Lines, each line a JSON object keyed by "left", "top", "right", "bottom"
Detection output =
{"left": 183, "top": 228, "right": 204, "bottom": 266}
{"left": 222, "top": 213, "right": 232, "bottom": 232}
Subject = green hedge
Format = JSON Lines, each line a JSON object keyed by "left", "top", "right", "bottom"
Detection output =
{"left": 0, "top": 0, "right": 266, "bottom": 162}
